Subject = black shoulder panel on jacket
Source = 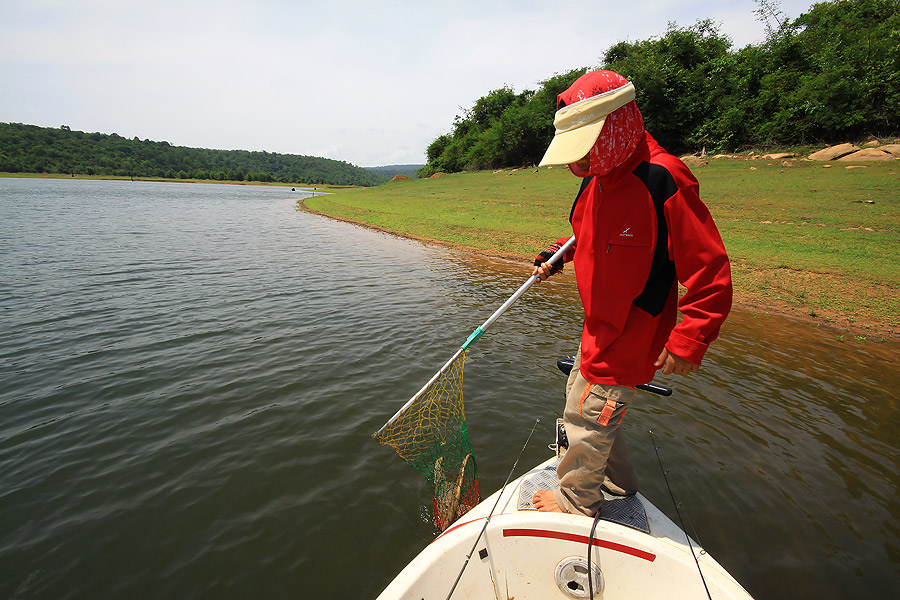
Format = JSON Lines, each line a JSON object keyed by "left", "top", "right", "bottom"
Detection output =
{"left": 631, "top": 162, "right": 677, "bottom": 316}
{"left": 569, "top": 175, "right": 594, "bottom": 224}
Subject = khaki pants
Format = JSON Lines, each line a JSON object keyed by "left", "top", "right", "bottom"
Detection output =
{"left": 553, "top": 347, "right": 639, "bottom": 516}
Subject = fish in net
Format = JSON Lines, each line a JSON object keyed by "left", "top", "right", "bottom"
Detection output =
{"left": 373, "top": 350, "right": 480, "bottom": 531}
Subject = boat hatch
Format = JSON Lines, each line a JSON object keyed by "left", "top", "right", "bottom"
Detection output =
{"left": 555, "top": 556, "right": 604, "bottom": 598}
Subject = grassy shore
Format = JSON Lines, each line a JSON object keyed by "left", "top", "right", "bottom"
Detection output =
{"left": 302, "top": 158, "right": 899, "bottom": 340}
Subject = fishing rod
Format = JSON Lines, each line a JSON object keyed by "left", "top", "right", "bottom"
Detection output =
{"left": 555, "top": 356, "right": 673, "bottom": 397}
{"left": 444, "top": 418, "right": 542, "bottom": 600}
{"left": 649, "top": 429, "right": 713, "bottom": 600}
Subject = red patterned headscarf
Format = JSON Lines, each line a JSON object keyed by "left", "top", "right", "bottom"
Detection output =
{"left": 557, "top": 71, "right": 644, "bottom": 177}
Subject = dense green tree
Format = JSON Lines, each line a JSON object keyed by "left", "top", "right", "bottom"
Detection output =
{"left": 421, "top": 0, "right": 898, "bottom": 172}
{"left": 786, "top": 0, "right": 900, "bottom": 139}
{"left": 609, "top": 0, "right": 899, "bottom": 150}
{"left": 417, "top": 68, "right": 585, "bottom": 176}
{"left": 601, "top": 19, "right": 734, "bottom": 153}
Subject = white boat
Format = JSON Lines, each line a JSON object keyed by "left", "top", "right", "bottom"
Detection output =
{"left": 377, "top": 423, "right": 755, "bottom": 600}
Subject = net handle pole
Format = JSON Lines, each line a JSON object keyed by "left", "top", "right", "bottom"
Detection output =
{"left": 480, "top": 235, "right": 575, "bottom": 333}
{"left": 460, "top": 235, "right": 575, "bottom": 351}
{"left": 375, "top": 235, "right": 574, "bottom": 438}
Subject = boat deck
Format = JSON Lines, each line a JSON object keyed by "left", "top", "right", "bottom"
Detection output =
{"left": 516, "top": 457, "right": 650, "bottom": 533}
{"left": 378, "top": 453, "right": 755, "bottom": 599}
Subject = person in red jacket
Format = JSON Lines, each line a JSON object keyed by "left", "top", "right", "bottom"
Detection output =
{"left": 531, "top": 70, "right": 732, "bottom": 516}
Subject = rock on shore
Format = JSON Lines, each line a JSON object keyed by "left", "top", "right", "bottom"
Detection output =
{"left": 838, "top": 148, "right": 896, "bottom": 161}
{"left": 809, "top": 143, "right": 896, "bottom": 161}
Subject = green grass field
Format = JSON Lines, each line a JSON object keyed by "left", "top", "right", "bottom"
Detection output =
{"left": 303, "top": 158, "right": 900, "bottom": 338}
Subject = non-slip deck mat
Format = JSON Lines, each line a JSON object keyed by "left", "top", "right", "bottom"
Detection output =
{"left": 518, "top": 458, "right": 650, "bottom": 533}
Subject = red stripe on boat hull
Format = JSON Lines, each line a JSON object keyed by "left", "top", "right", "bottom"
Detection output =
{"left": 503, "top": 528, "right": 656, "bottom": 562}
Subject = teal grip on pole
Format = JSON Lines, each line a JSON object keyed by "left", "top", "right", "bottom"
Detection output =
{"left": 461, "top": 327, "right": 485, "bottom": 350}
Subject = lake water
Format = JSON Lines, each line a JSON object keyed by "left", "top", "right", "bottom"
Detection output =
{"left": 1, "top": 177, "right": 898, "bottom": 599}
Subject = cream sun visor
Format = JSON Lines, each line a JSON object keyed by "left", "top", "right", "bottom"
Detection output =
{"left": 539, "top": 82, "right": 636, "bottom": 167}
{"left": 554, "top": 83, "right": 635, "bottom": 132}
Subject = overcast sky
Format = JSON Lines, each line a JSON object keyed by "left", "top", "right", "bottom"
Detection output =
{"left": 1, "top": 0, "right": 815, "bottom": 167}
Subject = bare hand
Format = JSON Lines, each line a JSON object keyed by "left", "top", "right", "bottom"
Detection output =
{"left": 532, "top": 262, "right": 555, "bottom": 282}
{"left": 654, "top": 348, "right": 699, "bottom": 376}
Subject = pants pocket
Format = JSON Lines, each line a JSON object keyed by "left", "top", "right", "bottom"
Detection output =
{"left": 579, "top": 385, "right": 630, "bottom": 427}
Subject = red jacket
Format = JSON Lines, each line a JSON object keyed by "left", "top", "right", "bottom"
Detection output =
{"left": 556, "top": 132, "right": 732, "bottom": 386}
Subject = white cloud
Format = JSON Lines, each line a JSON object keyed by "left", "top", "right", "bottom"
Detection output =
{"left": 0, "top": 0, "right": 817, "bottom": 167}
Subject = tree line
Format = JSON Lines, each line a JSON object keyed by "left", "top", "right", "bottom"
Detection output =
{"left": 0, "top": 123, "right": 386, "bottom": 187}
{"left": 420, "top": 0, "right": 899, "bottom": 176}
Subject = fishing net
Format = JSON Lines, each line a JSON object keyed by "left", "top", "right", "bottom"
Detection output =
{"left": 374, "top": 350, "right": 481, "bottom": 531}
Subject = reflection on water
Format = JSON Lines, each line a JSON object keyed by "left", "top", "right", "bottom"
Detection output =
{"left": 0, "top": 178, "right": 897, "bottom": 599}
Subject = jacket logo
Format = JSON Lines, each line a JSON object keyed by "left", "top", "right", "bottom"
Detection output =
{"left": 620, "top": 227, "right": 634, "bottom": 238}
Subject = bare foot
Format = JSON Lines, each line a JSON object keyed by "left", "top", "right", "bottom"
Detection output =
{"left": 532, "top": 489, "right": 565, "bottom": 513}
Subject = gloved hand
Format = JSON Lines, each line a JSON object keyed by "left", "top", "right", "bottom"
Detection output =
{"left": 533, "top": 242, "right": 564, "bottom": 275}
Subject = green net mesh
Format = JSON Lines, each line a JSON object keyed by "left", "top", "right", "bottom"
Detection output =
{"left": 374, "top": 350, "right": 481, "bottom": 531}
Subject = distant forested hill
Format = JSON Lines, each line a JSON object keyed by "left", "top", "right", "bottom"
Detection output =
{"left": 365, "top": 164, "right": 425, "bottom": 179}
{"left": 0, "top": 123, "right": 386, "bottom": 186}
